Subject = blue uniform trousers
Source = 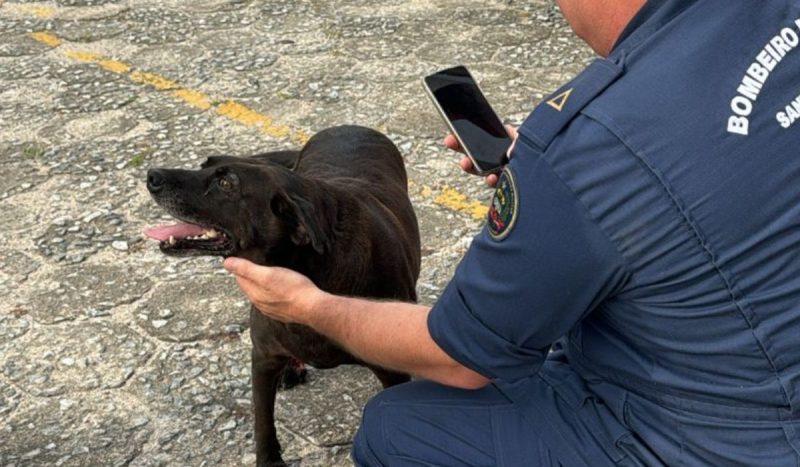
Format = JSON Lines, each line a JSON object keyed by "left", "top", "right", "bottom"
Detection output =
{"left": 352, "top": 351, "right": 677, "bottom": 466}
{"left": 353, "top": 354, "right": 800, "bottom": 466}
{"left": 351, "top": 379, "right": 559, "bottom": 467}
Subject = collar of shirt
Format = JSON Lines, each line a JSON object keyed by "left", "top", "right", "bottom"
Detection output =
{"left": 611, "top": 0, "right": 699, "bottom": 55}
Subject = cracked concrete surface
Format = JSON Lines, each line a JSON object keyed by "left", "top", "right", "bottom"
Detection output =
{"left": 0, "top": 0, "right": 592, "bottom": 465}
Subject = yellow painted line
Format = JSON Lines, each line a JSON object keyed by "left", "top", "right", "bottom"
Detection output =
{"left": 27, "top": 30, "right": 484, "bottom": 219}
{"left": 130, "top": 71, "right": 178, "bottom": 90}
{"left": 264, "top": 124, "right": 291, "bottom": 139}
{"left": 216, "top": 101, "right": 310, "bottom": 143}
{"left": 63, "top": 51, "right": 132, "bottom": 74}
{"left": 98, "top": 59, "right": 131, "bottom": 74}
{"left": 217, "top": 101, "right": 273, "bottom": 127}
{"left": 28, "top": 30, "right": 310, "bottom": 145}
{"left": 410, "top": 180, "right": 488, "bottom": 220}
{"left": 172, "top": 89, "right": 211, "bottom": 111}
{"left": 10, "top": 4, "right": 56, "bottom": 18}
{"left": 435, "top": 187, "right": 488, "bottom": 220}
{"left": 290, "top": 130, "right": 311, "bottom": 145}
{"left": 64, "top": 50, "right": 101, "bottom": 62}
{"left": 29, "top": 6, "right": 55, "bottom": 18}
{"left": 29, "top": 31, "right": 62, "bottom": 47}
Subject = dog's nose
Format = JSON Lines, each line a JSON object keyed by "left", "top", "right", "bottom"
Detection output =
{"left": 147, "top": 169, "right": 166, "bottom": 193}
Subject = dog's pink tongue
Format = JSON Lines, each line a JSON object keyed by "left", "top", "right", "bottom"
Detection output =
{"left": 143, "top": 223, "right": 208, "bottom": 242}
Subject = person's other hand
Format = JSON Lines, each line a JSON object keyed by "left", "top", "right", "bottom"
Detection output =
{"left": 223, "top": 257, "right": 325, "bottom": 326}
{"left": 444, "top": 125, "right": 518, "bottom": 188}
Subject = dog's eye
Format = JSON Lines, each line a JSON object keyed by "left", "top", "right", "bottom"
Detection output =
{"left": 218, "top": 177, "right": 233, "bottom": 191}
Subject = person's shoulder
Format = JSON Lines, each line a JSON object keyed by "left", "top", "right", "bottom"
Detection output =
{"left": 585, "top": 0, "right": 800, "bottom": 156}
{"left": 516, "top": 58, "right": 625, "bottom": 155}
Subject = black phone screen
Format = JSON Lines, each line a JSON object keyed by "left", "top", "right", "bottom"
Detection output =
{"left": 425, "top": 66, "right": 511, "bottom": 173}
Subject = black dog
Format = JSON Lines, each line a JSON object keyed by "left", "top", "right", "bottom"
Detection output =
{"left": 144, "top": 126, "right": 421, "bottom": 466}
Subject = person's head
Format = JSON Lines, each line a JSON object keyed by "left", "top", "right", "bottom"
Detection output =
{"left": 556, "top": 0, "right": 647, "bottom": 57}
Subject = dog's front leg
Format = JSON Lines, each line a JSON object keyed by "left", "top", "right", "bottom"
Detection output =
{"left": 252, "top": 352, "right": 289, "bottom": 467}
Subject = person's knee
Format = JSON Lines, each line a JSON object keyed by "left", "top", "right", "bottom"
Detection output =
{"left": 353, "top": 381, "right": 511, "bottom": 466}
{"left": 352, "top": 389, "right": 393, "bottom": 466}
{"left": 352, "top": 382, "right": 425, "bottom": 465}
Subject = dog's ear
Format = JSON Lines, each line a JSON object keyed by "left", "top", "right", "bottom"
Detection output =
{"left": 201, "top": 156, "right": 224, "bottom": 169}
{"left": 271, "top": 190, "right": 330, "bottom": 254}
{"left": 201, "top": 156, "right": 245, "bottom": 169}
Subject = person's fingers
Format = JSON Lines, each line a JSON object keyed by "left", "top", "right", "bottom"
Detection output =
{"left": 459, "top": 157, "right": 477, "bottom": 174}
{"left": 451, "top": 125, "right": 517, "bottom": 180}
{"left": 233, "top": 274, "right": 279, "bottom": 317}
{"left": 443, "top": 134, "right": 460, "bottom": 152}
{"left": 504, "top": 125, "right": 519, "bottom": 160}
{"left": 233, "top": 273, "right": 258, "bottom": 292}
{"left": 224, "top": 257, "right": 271, "bottom": 284}
{"left": 223, "top": 257, "right": 249, "bottom": 277}
{"left": 447, "top": 126, "right": 515, "bottom": 152}
{"left": 505, "top": 125, "right": 518, "bottom": 139}
{"left": 506, "top": 139, "right": 517, "bottom": 159}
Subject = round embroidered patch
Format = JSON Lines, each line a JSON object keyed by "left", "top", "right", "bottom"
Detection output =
{"left": 488, "top": 168, "right": 519, "bottom": 240}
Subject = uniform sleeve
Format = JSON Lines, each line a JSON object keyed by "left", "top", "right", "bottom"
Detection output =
{"left": 428, "top": 134, "right": 630, "bottom": 382}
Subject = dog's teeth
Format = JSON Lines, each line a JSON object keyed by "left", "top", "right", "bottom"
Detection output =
{"left": 168, "top": 236, "right": 176, "bottom": 245}
{"left": 206, "top": 229, "right": 219, "bottom": 239}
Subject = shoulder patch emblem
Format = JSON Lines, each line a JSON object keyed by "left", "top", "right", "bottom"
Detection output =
{"left": 488, "top": 168, "right": 519, "bottom": 241}
{"left": 546, "top": 88, "right": 573, "bottom": 112}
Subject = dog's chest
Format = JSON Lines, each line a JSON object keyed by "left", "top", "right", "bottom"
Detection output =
{"left": 250, "top": 310, "right": 357, "bottom": 368}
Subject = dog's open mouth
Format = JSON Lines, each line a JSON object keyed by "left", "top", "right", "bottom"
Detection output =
{"left": 143, "top": 222, "right": 235, "bottom": 256}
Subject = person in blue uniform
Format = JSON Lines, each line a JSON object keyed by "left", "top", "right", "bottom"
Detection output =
{"left": 225, "top": 0, "right": 800, "bottom": 464}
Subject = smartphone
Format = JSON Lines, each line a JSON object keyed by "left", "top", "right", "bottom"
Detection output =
{"left": 423, "top": 65, "right": 512, "bottom": 175}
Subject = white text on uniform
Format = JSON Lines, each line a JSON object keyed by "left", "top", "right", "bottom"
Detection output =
{"left": 727, "top": 19, "right": 800, "bottom": 136}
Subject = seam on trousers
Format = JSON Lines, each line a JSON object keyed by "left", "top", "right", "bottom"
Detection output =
{"left": 490, "top": 406, "right": 505, "bottom": 467}
{"left": 351, "top": 411, "right": 386, "bottom": 467}
{"left": 353, "top": 441, "right": 386, "bottom": 467}
{"left": 780, "top": 423, "right": 800, "bottom": 466}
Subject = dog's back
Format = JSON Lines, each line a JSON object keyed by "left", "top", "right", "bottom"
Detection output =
{"left": 293, "top": 125, "right": 420, "bottom": 301}
{"left": 296, "top": 125, "right": 408, "bottom": 189}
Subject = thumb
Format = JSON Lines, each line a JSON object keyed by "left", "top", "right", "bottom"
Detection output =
{"left": 224, "top": 257, "right": 269, "bottom": 282}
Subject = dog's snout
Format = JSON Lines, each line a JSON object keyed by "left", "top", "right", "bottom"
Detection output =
{"left": 147, "top": 169, "right": 167, "bottom": 193}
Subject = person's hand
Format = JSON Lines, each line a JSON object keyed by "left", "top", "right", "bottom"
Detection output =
{"left": 223, "top": 257, "right": 325, "bottom": 326}
{"left": 444, "top": 125, "right": 518, "bottom": 188}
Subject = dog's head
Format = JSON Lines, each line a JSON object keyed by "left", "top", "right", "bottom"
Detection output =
{"left": 144, "top": 156, "right": 331, "bottom": 258}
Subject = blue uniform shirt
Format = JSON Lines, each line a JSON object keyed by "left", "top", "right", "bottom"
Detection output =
{"left": 429, "top": 0, "right": 800, "bottom": 464}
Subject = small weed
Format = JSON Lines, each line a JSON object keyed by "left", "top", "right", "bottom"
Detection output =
{"left": 129, "top": 149, "right": 153, "bottom": 167}
{"left": 22, "top": 144, "right": 46, "bottom": 160}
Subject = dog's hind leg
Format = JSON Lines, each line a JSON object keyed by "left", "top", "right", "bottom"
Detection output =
{"left": 368, "top": 366, "right": 411, "bottom": 389}
{"left": 252, "top": 353, "right": 289, "bottom": 467}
